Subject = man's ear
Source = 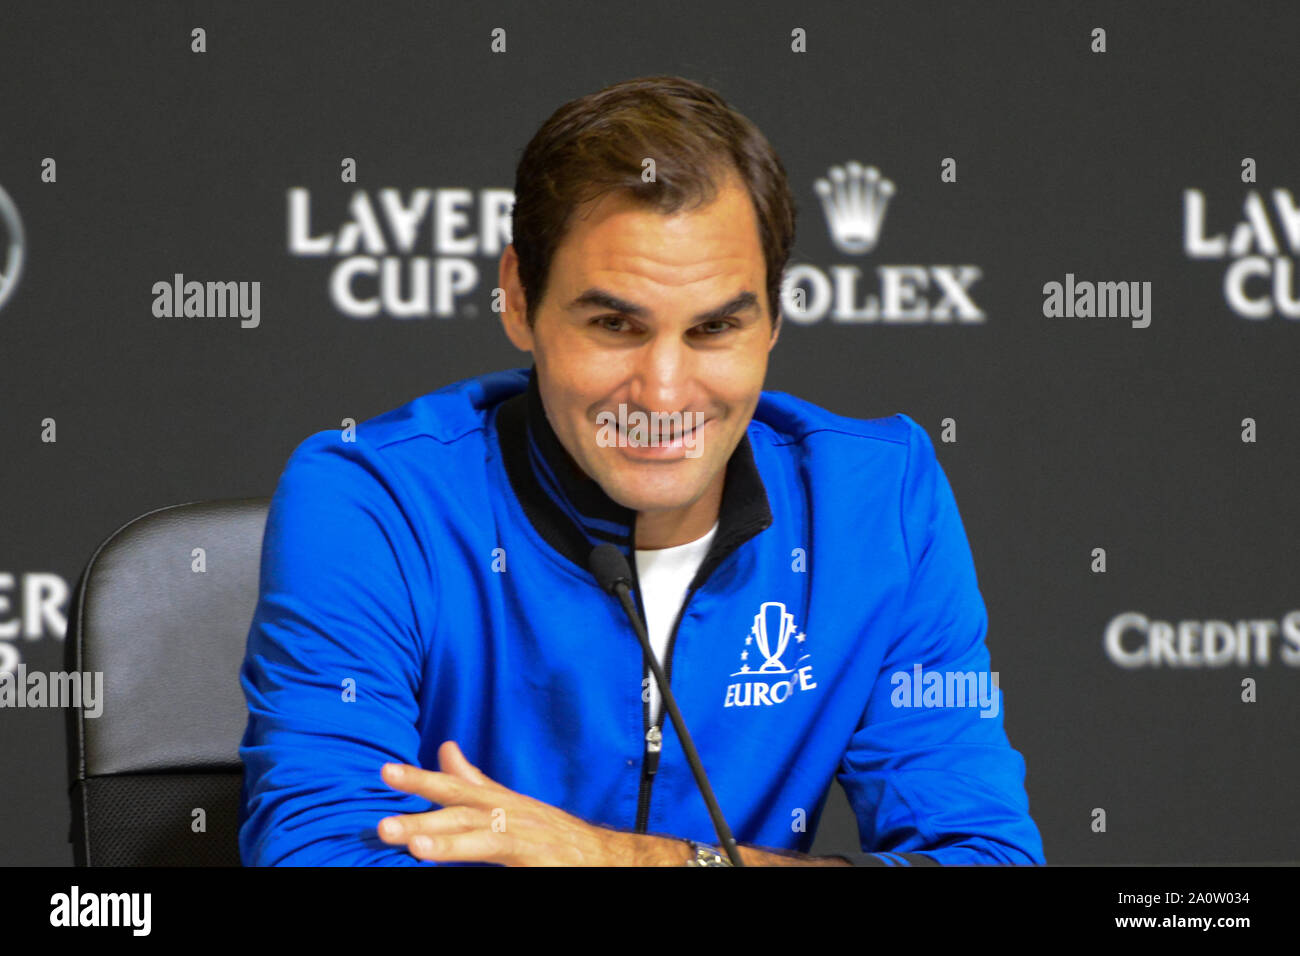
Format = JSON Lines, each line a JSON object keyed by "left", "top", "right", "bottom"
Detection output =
{"left": 769, "top": 308, "right": 782, "bottom": 350}
{"left": 498, "top": 244, "right": 534, "bottom": 353}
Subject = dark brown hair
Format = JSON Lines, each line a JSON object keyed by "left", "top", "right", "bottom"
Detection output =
{"left": 510, "top": 75, "right": 796, "bottom": 329}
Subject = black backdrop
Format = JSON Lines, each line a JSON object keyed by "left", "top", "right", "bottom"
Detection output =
{"left": 2, "top": 0, "right": 1298, "bottom": 865}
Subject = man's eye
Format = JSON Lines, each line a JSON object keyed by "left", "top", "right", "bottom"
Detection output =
{"left": 695, "top": 320, "right": 736, "bottom": 335}
{"left": 591, "top": 316, "right": 736, "bottom": 334}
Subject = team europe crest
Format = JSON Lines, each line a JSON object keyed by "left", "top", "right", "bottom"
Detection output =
{"left": 724, "top": 602, "right": 818, "bottom": 707}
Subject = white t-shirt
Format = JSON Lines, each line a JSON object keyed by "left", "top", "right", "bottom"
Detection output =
{"left": 634, "top": 520, "right": 720, "bottom": 724}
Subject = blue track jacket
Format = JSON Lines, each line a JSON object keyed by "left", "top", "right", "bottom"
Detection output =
{"left": 238, "top": 365, "right": 1045, "bottom": 866}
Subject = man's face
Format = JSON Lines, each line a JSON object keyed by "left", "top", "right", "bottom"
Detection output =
{"left": 500, "top": 171, "right": 780, "bottom": 523}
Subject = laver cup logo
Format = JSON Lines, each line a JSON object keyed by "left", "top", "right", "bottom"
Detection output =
{"left": 724, "top": 602, "right": 817, "bottom": 707}
{"left": 0, "top": 184, "right": 25, "bottom": 312}
{"left": 1183, "top": 188, "right": 1300, "bottom": 319}
{"left": 286, "top": 186, "right": 514, "bottom": 319}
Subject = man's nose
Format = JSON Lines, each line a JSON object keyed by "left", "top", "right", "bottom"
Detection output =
{"left": 629, "top": 336, "right": 694, "bottom": 413}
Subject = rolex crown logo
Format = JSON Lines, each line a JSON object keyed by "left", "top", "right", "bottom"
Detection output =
{"left": 814, "top": 161, "right": 895, "bottom": 255}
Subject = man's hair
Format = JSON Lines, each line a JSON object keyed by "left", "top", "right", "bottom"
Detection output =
{"left": 510, "top": 74, "right": 796, "bottom": 330}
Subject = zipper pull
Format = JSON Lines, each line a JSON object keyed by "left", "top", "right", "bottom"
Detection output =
{"left": 644, "top": 725, "right": 662, "bottom": 778}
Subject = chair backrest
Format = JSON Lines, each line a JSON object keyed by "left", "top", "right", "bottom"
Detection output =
{"left": 64, "top": 498, "right": 270, "bottom": 866}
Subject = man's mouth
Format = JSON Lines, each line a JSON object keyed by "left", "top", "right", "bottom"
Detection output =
{"left": 621, "top": 419, "right": 705, "bottom": 446}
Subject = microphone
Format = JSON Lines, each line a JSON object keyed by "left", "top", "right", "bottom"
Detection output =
{"left": 588, "top": 543, "right": 745, "bottom": 866}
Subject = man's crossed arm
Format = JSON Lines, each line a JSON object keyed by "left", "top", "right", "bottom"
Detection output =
{"left": 377, "top": 741, "right": 852, "bottom": 867}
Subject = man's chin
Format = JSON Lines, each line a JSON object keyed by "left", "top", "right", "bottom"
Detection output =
{"left": 591, "top": 468, "right": 708, "bottom": 514}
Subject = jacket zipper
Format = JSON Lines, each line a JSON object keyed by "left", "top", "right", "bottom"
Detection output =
{"left": 634, "top": 582, "right": 697, "bottom": 833}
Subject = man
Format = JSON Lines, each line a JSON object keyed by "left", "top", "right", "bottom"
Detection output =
{"left": 238, "top": 75, "right": 1045, "bottom": 866}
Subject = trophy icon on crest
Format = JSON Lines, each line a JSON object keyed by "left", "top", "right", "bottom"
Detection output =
{"left": 754, "top": 602, "right": 795, "bottom": 673}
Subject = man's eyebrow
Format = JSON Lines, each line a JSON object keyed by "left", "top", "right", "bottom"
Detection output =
{"left": 565, "top": 288, "right": 761, "bottom": 322}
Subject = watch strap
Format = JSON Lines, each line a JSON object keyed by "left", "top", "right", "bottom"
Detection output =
{"left": 683, "top": 839, "right": 732, "bottom": 866}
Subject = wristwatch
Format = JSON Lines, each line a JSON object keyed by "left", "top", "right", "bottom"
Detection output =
{"left": 683, "top": 839, "right": 733, "bottom": 866}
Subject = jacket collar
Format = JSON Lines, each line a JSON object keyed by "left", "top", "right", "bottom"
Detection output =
{"left": 494, "top": 365, "right": 773, "bottom": 589}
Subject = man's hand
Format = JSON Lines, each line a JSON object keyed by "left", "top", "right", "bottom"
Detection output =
{"left": 378, "top": 740, "right": 852, "bottom": 866}
{"left": 378, "top": 740, "right": 676, "bottom": 865}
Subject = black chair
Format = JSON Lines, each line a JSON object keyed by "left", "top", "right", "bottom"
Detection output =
{"left": 64, "top": 498, "right": 270, "bottom": 866}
